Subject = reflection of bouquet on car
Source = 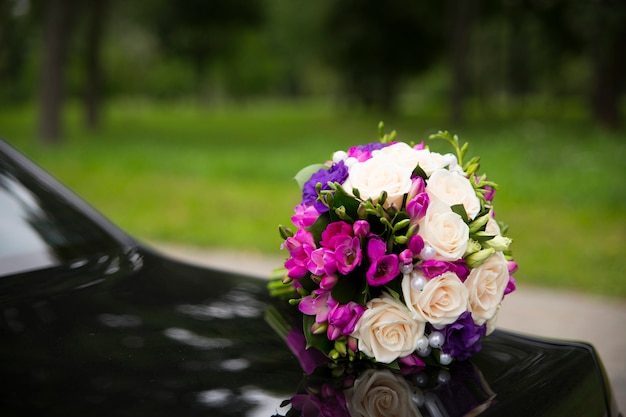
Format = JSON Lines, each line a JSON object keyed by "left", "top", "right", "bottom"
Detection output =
{"left": 271, "top": 351, "right": 497, "bottom": 417}
{"left": 268, "top": 123, "right": 517, "bottom": 369}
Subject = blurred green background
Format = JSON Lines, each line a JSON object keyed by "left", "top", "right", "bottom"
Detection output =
{"left": 0, "top": 0, "right": 624, "bottom": 297}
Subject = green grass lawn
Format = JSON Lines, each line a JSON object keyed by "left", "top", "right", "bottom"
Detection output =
{"left": 1, "top": 99, "right": 624, "bottom": 297}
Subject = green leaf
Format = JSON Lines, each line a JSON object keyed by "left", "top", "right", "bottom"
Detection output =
{"left": 332, "top": 273, "right": 367, "bottom": 304}
{"left": 303, "top": 315, "right": 333, "bottom": 354}
{"left": 412, "top": 164, "right": 428, "bottom": 181}
{"left": 451, "top": 204, "right": 469, "bottom": 223}
{"left": 294, "top": 164, "right": 326, "bottom": 189}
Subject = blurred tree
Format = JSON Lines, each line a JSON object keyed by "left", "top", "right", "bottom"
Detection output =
{"left": 320, "top": 0, "right": 445, "bottom": 112}
{"left": 0, "top": 0, "right": 31, "bottom": 103}
{"left": 38, "top": 0, "right": 78, "bottom": 144}
{"left": 147, "top": 0, "right": 262, "bottom": 99}
{"left": 82, "top": 0, "right": 111, "bottom": 131}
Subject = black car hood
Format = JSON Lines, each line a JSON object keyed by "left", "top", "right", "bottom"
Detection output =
{"left": 0, "top": 247, "right": 616, "bottom": 417}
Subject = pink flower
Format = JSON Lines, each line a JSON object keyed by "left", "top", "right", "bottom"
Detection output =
{"left": 353, "top": 220, "right": 370, "bottom": 237}
{"left": 327, "top": 301, "right": 365, "bottom": 341}
{"left": 366, "top": 237, "right": 400, "bottom": 286}
{"left": 320, "top": 221, "right": 354, "bottom": 248}
{"left": 308, "top": 248, "right": 337, "bottom": 276}
{"left": 283, "top": 229, "right": 316, "bottom": 279}
{"left": 407, "top": 192, "right": 429, "bottom": 220}
{"left": 334, "top": 236, "right": 363, "bottom": 274}
{"left": 408, "top": 235, "right": 424, "bottom": 256}
{"left": 291, "top": 203, "right": 321, "bottom": 228}
{"left": 299, "top": 290, "right": 335, "bottom": 323}
{"left": 421, "top": 259, "right": 470, "bottom": 281}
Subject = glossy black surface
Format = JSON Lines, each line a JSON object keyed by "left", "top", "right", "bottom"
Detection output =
{"left": 0, "top": 138, "right": 620, "bottom": 417}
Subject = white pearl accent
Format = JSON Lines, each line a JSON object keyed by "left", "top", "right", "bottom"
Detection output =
{"left": 332, "top": 151, "right": 347, "bottom": 163}
{"left": 344, "top": 157, "right": 359, "bottom": 168}
{"left": 437, "top": 370, "right": 451, "bottom": 384}
{"left": 411, "top": 388, "right": 425, "bottom": 406}
{"left": 443, "top": 153, "right": 457, "bottom": 168}
{"left": 420, "top": 245, "right": 436, "bottom": 260}
{"left": 417, "top": 346, "right": 431, "bottom": 357}
{"left": 439, "top": 353, "right": 453, "bottom": 366}
{"left": 416, "top": 336, "right": 430, "bottom": 352}
{"left": 429, "top": 331, "right": 445, "bottom": 348}
{"left": 400, "top": 263, "right": 413, "bottom": 274}
{"left": 431, "top": 323, "right": 446, "bottom": 330}
{"left": 410, "top": 273, "right": 427, "bottom": 292}
{"left": 414, "top": 372, "right": 429, "bottom": 387}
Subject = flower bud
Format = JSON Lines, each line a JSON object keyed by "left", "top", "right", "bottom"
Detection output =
{"left": 353, "top": 220, "right": 370, "bottom": 237}
{"left": 334, "top": 339, "right": 347, "bottom": 357}
{"left": 311, "top": 321, "right": 328, "bottom": 335}
{"left": 465, "top": 248, "right": 495, "bottom": 268}
{"left": 483, "top": 235, "right": 511, "bottom": 251}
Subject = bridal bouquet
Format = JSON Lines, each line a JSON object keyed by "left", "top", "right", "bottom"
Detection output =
{"left": 269, "top": 123, "right": 517, "bottom": 370}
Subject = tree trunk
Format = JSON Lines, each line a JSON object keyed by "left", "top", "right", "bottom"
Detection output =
{"left": 449, "top": 0, "right": 477, "bottom": 125}
{"left": 38, "top": 0, "right": 75, "bottom": 144}
{"left": 83, "top": 0, "right": 109, "bottom": 131}
{"left": 590, "top": 1, "right": 625, "bottom": 130}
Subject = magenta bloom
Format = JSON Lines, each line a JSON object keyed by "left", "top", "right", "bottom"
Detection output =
{"left": 413, "top": 141, "right": 426, "bottom": 150}
{"left": 398, "top": 353, "right": 426, "bottom": 375}
{"left": 334, "top": 236, "right": 363, "bottom": 274}
{"left": 307, "top": 248, "right": 337, "bottom": 276}
{"left": 286, "top": 328, "right": 328, "bottom": 374}
{"left": 299, "top": 289, "right": 334, "bottom": 324}
{"left": 347, "top": 142, "right": 390, "bottom": 162}
{"left": 505, "top": 276, "right": 517, "bottom": 296}
{"left": 407, "top": 192, "right": 429, "bottom": 220}
{"left": 292, "top": 203, "right": 321, "bottom": 228}
{"left": 290, "top": 383, "right": 348, "bottom": 417}
{"left": 353, "top": 220, "right": 370, "bottom": 237}
{"left": 327, "top": 301, "right": 365, "bottom": 341}
{"left": 408, "top": 235, "right": 424, "bottom": 256}
{"left": 366, "top": 238, "right": 400, "bottom": 286}
{"left": 421, "top": 259, "right": 470, "bottom": 281}
{"left": 320, "top": 221, "right": 354, "bottom": 248}
{"left": 283, "top": 229, "right": 316, "bottom": 279}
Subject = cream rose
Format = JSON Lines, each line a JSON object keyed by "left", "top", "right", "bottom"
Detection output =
{"left": 352, "top": 294, "right": 423, "bottom": 363}
{"left": 426, "top": 168, "right": 481, "bottom": 220}
{"left": 418, "top": 201, "right": 469, "bottom": 261}
{"left": 402, "top": 272, "right": 468, "bottom": 325}
{"left": 412, "top": 149, "right": 447, "bottom": 176}
{"left": 346, "top": 369, "right": 423, "bottom": 417}
{"left": 343, "top": 157, "right": 413, "bottom": 209}
{"left": 372, "top": 142, "right": 423, "bottom": 170}
{"left": 465, "top": 251, "right": 509, "bottom": 325}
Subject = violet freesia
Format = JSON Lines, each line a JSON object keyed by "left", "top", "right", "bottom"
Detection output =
{"left": 286, "top": 328, "right": 329, "bottom": 374}
{"left": 408, "top": 235, "right": 424, "bottom": 256}
{"left": 334, "top": 236, "right": 363, "bottom": 274}
{"left": 292, "top": 203, "right": 321, "bottom": 228}
{"left": 421, "top": 259, "right": 470, "bottom": 281}
{"left": 283, "top": 229, "right": 316, "bottom": 279}
{"left": 327, "top": 301, "right": 365, "bottom": 341}
{"left": 441, "top": 311, "right": 487, "bottom": 361}
{"left": 302, "top": 161, "right": 349, "bottom": 212}
{"left": 365, "top": 237, "right": 400, "bottom": 286}
{"left": 353, "top": 220, "right": 370, "bottom": 237}
{"left": 299, "top": 289, "right": 335, "bottom": 324}
{"left": 407, "top": 192, "right": 429, "bottom": 220}
{"left": 347, "top": 142, "right": 390, "bottom": 162}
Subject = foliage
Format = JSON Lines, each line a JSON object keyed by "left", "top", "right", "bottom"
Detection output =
{"left": 0, "top": 99, "right": 624, "bottom": 298}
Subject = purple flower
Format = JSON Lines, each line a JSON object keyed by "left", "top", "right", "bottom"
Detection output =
{"left": 320, "top": 221, "right": 354, "bottom": 249}
{"left": 365, "top": 237, "right": 400, "bottom": 286}
{"left": 441, "top": 311, "right": 487, "bottom": 360}
{"left": 353, "top": 220, "right": 370, "bottom": 237}
{"left": 421, "top": 259, "right": 469, "bottom": 281}
{"left": 308, "top": 248, "right": 337, "bottom": 276}
{"left": 413, "top": 141, "right": 426, "bottom": 150}
{"left": 299, "top": 289, "right": 335, "bottom": 324}
{"left": 408, "top": 235, "right": 424, "bottom": 256}
{"left": 286, "top": 328, "right": 329, "bottom": 374}
{"left": 290, "top": 384, "right": 348, "bottom": 417}
{"left": 292, "top": 203, "right": 321, "bottom": 228}
{"left": 327, "top": 301, "right": 365, "bottom": 340}
{"left": 483, "top": 185, "right": 496, "bottom": 202}
{"left": 407, "top": 192, "right": 429, "bottom": 220}
{"left": 505, "top": 276, "right": 517, "bottom": 296}
{"left": 334, "top": 236, "right": 363, "bottom": 274}
{"left": 283, "top": 229, "right": 316, "bottom": 279}
{"left": 347, "top": 142, "right": 390, "bottom": 162}
{"left": 398, "top": 353, "right": 426, "bottom": 375}
{"left": 302, "top": 161, "right": 349, "bottom": 212}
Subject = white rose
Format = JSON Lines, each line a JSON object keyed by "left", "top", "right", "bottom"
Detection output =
{"left": 465, "top": 251, "right": 509, "bottom": 325}
{"left": 426, "top": 168, "right": 481, "bottom": 220}
{"left": 402, "top": 272, "right": 469, "bottom": 325}
{"left": 485, "top": 304, "right": 500, "bottom": 335}
{"left": 418, "top": 201, "right": 469, "bottom": 261}
{"left": 352, "top": 294, "right": 424, "bottom": 363}
{"left": 485, "top": 214, "right": 500, "bottom": 235}
{"left": 412, "top": 149, "right": 447, "bottom": 176}
{"left": 343, "top": 157, "right": 413, "bottom": 209}
{"left": 372, "top": 142, "right": 423, "bottom": 170}
{"left": 346, "top": 369, "right": 423, "bottom": 417}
